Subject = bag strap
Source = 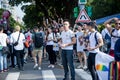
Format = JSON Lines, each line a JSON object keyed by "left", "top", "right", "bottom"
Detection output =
{"left": 17, "top": 32, "right": 20, "bottom": 42}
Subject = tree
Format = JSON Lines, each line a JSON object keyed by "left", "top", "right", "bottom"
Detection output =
{"left": 90, "top": 0, "right": 120, "bottom": 19}
{"left": 9, "top": 0, "right": 78, "bottom": 28}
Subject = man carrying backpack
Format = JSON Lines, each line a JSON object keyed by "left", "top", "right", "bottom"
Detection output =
{"left": 86, "top": 22, "right": 104, "bottom": 80}
{"left": 32, "top": 27, "right": 44, "bottom": 70}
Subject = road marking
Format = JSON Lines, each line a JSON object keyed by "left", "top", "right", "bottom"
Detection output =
{"left": 42, "top": 70, "right": 56, "bottom": 80}
{"left": 75, "top": 69, "right": 92, "bottom": 80}
{"left": 5, "top": 72, "right": 20, "bottom": 80}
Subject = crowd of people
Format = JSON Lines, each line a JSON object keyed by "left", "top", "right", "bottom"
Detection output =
{"left": 0, "top": 17, "right": 120, "bottom": 80}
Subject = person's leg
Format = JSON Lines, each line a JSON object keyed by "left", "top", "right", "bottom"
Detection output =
{"left": 77, "top": 52, "right": 83, "bottom": 68}
{"left": 15, "top": 51, "right": 21, "bottom": 70}
{"left": 3, "top": 54, "right": 8, "bottom": 71}
{"left": 46, "top": 45, "right": 53, "bottom": 65}
{"left": 0, "top": 52, "right": 3, "bottom": 72}
{"left": 82, "top": 52, "right": 87, "bottom": 69}
{"left": 38, "top": 49, "right": 43, "bottom": 69}
{"left": 66, "top": 50, "right": 75, "bottom": 80}
{"left": 88, "top": 53, "right": 98, "bottom": 80}
{"left": 32, "top": 50, "right": 38, "bottom": 69}
{"left": 24, "top": 48, "right": 28, "bottom": 63}
{"left": 61, "top": 50, "right": 69, "bottom": 79}
{"left": 20, "top": 50, "right": 24, "bottom": 70}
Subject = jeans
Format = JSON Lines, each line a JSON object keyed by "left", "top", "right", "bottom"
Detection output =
{"left": 15, "top": 50, "right": 24, "bottom": 69}
{"left": 61, "top": 50, "right": 75, "bottom": 80}
{"left": 88, "top": 53, "right": 99, "bottom": 80}
{"left": 0, "top": 51, "right": 7, "bottom": 71}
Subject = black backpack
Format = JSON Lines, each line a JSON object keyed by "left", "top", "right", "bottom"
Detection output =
{"left": 34, "top": 32, "right": 43, "bottom": 48}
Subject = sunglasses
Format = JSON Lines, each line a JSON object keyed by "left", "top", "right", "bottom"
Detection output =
{"left": 63, "top": 24, "right": 68, "bottom": 26}
{"left": 115, "top": 23, "right": 120, "bottom": 25}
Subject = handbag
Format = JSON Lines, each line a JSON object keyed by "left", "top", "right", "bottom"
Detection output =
{"left": 13, "top": 32, "right": 20, "bottom": 46}
{"left": 2, "top": 46, "right": 10, "bottom": 54}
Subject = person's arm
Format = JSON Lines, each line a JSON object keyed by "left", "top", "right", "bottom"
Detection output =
{"left": 87, "top": 33, "right": 104, "bottom": 51}
{"left": 104, "top": 17, "right": 118, "bottom": 25}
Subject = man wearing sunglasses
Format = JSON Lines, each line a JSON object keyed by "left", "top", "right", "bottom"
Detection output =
{"left": 59, "top": 20, "right": 76, "bottom": 80}
{"left": 104, "top": 18, "right": 120, "bottom": 57}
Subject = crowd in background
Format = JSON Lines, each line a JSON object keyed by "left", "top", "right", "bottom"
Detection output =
{"left": 0, "top": 17, "right": 120, "bottom": 80}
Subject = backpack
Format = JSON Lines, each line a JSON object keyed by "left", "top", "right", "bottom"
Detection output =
{"left": 104, "top": 31, "right": 111, "bottom": 48}
{"left": 34, "top": 32, "right": 43, "bottom": 48}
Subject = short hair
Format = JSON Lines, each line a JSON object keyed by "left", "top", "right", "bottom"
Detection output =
{"left": 34, "top": 26, "right": 39, "bottom": 30}
{"left": 0, "top": 25, "right": 4, "bottom": 31}
{"left": 86, "top": 21, "right": 96, "bottom": 28}
{"left": 63, "top": 19, "right": 70, "bottom": 23}
{"left": 15, "top": 25, "right": 20, "bottom": 31}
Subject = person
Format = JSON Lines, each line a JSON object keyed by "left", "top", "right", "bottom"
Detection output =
{"left": 0, "top": 25, "right": 9, "bottom": 73}
{"left": 53, "top": 28, "right": 60, "bottom": 64}
{"left": 24, "top": 29, "right": 33, "bottom": 63}
{"left": 59, "top": 20, "right": 76, "bottom": 80}
{"left": 10, "top": 25, "right": 25, "bottom": 71}
{"left": 86, "top": 22, "right": 103, "bottom": 80}
{"left": 32, "top": 27, "right": 44, "bottom": 70}
{"left": 101, "top": 21, "right": 112, "bottom": 53}
{"left": 104, "top": 18, "right": 120, "bottom": 57}
{"left": 114, "top": 38, "right": 120, "bottom": 61}
{"left": 76, "top": 24, "right": 87, "bottom": 69}
{"left": 46, "top": 28, "right": 56, "bottom": 68}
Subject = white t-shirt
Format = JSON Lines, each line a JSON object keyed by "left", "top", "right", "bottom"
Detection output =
{"left": 111, "top": 29, "right": 120, "bottom": 50}
{"left": 10, "top": 31, "right": 25, "bottom": 50}
{"left": 61, "top": 30, "right": 75, "bottom": 50}
{"left": 0, "top": 33, "right": 8, "bottom": 47}
{"left": 46, "top": 33, "right": 54, "bottom": 45}
{"left": 89, "top": 31, "right": 102, "bottom": 53}
{"left": 101, "top": 28, "right": 111, "bottom": 39}
{"left": 76, "top": 31, "right": 85, "bottom": 52}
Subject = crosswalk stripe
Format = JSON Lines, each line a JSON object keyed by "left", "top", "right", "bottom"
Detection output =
{"left": 42, "top": 70, "right": 57, "bottom": 80}
{"left": 75, "top": 69, "right": 92, "bottom": 80}
{"left": 5, "top": 72, "right": 20, "bottom": 80}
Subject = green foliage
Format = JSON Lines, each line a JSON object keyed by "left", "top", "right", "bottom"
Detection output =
{"left": 91, "top": 0, "right": 120, "bottom": 19}
{"left": 9, "top": 0, "right": 78, "bottom": 28}
{"left": 97, "top": 25, "right": 105, "bottom": 32}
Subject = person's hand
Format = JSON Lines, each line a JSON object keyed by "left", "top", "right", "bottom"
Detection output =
{"left": 86, "top": 47, "right": 94, "bottom": 51}
{"left": 60, "top": 44, "right": 67, "bottom": 48}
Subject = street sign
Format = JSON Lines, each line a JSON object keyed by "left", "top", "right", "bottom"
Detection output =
{"left": 79, "top": 0, "right": 87, "bottom": 4}
{"left": 75, "top": 9, "right": 91, "bottom": 23}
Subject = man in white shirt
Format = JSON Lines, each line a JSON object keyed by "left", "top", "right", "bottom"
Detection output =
{"left": 86, "top": 22, "right": 103, "bottom": 80}
{"left": 59, "top": 20, "right": 76, "bottom": 80}
{"left": 10, "top": 25, "right": 25, "bottom": 71}
{"left": 104, "top": 18, "right": 120, "bottom": 57}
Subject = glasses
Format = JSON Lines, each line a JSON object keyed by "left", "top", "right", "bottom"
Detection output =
{"left": 115, "top": 23, "right": 120, "bottom": 25}
{"left": 63, "top": 24, "right": 68, "bottom": 26}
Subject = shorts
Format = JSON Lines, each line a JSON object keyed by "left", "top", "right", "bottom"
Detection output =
{"left": 32, "top": 49, "right": 43, "bottom": 58}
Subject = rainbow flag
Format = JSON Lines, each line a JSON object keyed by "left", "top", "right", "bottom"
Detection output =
{"left": 109, "top": 61, "right": 120, "bottom": 80}
{"left": 95, "top": 51, "right": 114, "bottom": 80}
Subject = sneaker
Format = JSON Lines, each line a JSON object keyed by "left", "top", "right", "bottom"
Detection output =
{"left": 77, "top": 65, "right": 83, "bottom": 69}
{"left": 83, "top": 65, "right": 87, "bottom": 70}
{"left": 48, "top": 64, "right": 52, "bottom": 68}
{"left": 51, "top": 65, "right": 55, "bottom": 68}
{"left": 0, "top": 70, "right": 4, "bottom": 73}
{"left": 4, "top": 69, "right": 9, "bottom": 72}
{"left": 38, "top": 67, "right": 41, "bottom": 70}
{"left": 33, "top": 64, "right": 38, "bottom": 69}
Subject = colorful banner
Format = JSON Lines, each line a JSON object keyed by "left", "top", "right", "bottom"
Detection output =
{"left": 95, "top": 51, "right": 114, "bottom": 80}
